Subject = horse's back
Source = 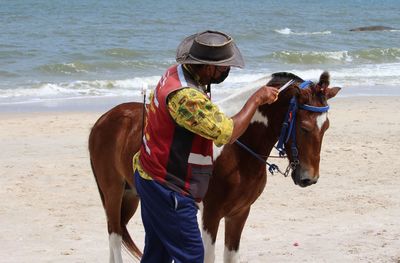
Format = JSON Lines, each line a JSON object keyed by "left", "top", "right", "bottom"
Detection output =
{"left": 89, "top": 102, "right": 144, "bottom": 186}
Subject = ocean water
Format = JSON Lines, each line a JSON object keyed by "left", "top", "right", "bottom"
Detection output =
{"left": 0, "top": 0, "right": 399, "bottom": 110}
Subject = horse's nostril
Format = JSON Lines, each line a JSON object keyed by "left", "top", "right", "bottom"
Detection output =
{"left": 301, "top": 178, "right": 318, "bottom": 186}
{"left": 300, "top": 178, "right": 318, "bottom": 186}
{"left": 301, "top": 179, "right": 311, "bottom": 185}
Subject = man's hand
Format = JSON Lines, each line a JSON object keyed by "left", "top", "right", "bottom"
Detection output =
{"left": 254, "top": 85, "right": 279, "bottom": 106}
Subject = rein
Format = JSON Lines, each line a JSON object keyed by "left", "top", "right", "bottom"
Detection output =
{"left": 235, "top": 80, "right": 330, "bottom": 177}
{"left": 235, "top": 140, "right": 282, "bottom": 175}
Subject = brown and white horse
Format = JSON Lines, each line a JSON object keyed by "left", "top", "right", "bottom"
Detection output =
{"left": 88, "top": 71, "right": 340, "bottom": 262}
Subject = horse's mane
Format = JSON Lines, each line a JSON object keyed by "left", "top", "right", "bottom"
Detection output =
{"left": 216, "top": 72, "right": 303, "bottom": 117}
{"left": 216, "top": 76, "right": 268, "bottom": 117}
{"left": 267, "top": 72, "right": 304, "bottom": 86}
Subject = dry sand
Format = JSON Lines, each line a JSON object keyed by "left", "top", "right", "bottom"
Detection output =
{"left": 0, "top": 96, "right": 399, "bottom": 262}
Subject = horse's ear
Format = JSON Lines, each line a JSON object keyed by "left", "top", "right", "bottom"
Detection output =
{"left": 312, "top": 71, "right": 331, "bottom": 95}
{"left": 325, "top": 87, "right": 341, "bottom": 99}
{"left": 318, "top": 71, "right": 340, "bottom": 99}
{"left": 318, "top": 71, "right": 330, "bottom": 87}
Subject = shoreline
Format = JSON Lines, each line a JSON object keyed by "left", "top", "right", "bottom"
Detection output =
{"left": 1, "top": 84, "right": 400, "bottom": 113}
{"left": 0, "top": 95, "right": 396, "bottom": 114}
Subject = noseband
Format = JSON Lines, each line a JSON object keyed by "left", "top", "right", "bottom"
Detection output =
{"left": 235, "top": 80, "right": 330, "bottom": 176}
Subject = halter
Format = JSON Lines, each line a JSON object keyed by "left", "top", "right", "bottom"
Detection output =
{"left": 235, "top": 80, "right": 330, "bottom": 176}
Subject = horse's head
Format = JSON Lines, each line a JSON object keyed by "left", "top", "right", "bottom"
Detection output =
{"left": 268, "top": 72, "right": 341, "bottom": 187}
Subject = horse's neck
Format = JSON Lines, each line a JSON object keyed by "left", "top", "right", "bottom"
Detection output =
{"left": 239, "top": 103, "right": 288, "bottom": 158}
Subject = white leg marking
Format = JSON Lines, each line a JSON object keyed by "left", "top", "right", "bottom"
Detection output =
{"left": 224, "top": 246, "right": 240, "bottom": 263}
{"left": 251, "top": 109, "right": 269, "bottom": 127}
{"left": 197, "top": 201, "right": 204, "bottom": 226}
{"left": 316, "top": 112, "right": 327, "bottom": 130}
{"left": 203, "top": 229, "right": 216, "bottom": 263}
{"left": 200, "top": 202, "right": 216, "bottom": 263}
{"left": 109, "top": 233, "right": 123, "bottom": 263}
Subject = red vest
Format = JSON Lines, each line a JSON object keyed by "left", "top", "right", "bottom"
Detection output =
{"left": 139, "top": 65, "right": 213, "bottom": 200}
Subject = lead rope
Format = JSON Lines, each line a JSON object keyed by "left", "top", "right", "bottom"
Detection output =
{"left": 234, "top": 140, "right": 284, "bottom": 175}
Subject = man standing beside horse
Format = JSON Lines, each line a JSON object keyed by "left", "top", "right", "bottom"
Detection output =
{"left": 133, "top": 30, "right": 278, "bottom": 263}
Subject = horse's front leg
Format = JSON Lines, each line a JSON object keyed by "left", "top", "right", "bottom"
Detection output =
{"left": 224, "top": 207, "right": 251, "bottom": 263}
{"left": 201, "top": 202, "right": 223, "bottom": 263}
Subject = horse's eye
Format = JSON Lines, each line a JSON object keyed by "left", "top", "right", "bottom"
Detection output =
{"left": 300, "top": 121, "right": 313, "bottom": 132}
{"left": 300, "top": 126, "right": 311, "bottom": 133}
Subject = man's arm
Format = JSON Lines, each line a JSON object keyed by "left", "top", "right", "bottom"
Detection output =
{"left": 168, "top": 88, "right": 233, "bottom": 146}
{"left": 229, "top": 85, "right": 278, "bottom": 143}
{"left": 168, "top": 85, "right": 278, "bottom": 146}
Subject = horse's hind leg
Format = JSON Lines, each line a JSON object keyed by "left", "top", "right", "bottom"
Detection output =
{"left": 224, "top": 207, "right": 250, "bottom": 263}
{"left": 121, "top": 187, "right": 138, "bottom": 225}
{"left": 103, "top": 182, "right": 125, "bottom": 263}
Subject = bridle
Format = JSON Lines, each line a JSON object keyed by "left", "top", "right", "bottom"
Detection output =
{"left": 235, "top": 80, "right": 330, "bottom": 177}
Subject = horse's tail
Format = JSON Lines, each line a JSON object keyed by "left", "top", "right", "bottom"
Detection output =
{"left": 122, "top": 223, "right": 142, "bottom": 259}
{"left": 90, "top": 158, "right": 105, "bottom": 208}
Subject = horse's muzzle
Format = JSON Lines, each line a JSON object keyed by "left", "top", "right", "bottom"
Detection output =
{"left": 291, "top": 166, "right": 319, "bottom": 187}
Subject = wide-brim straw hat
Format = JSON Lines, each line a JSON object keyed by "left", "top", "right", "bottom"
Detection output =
{"left": 176, "top": 30, "right": 245, "bottom": 68}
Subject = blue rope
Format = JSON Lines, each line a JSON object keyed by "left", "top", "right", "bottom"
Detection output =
{"left": 276, "top": 97, "right": 297, "bottom": 156}
{"left": 300, "top": 104, "right": 330, "bottom": 112}
{"left": 299, "top": 80, "right": 313, "bottom": 89}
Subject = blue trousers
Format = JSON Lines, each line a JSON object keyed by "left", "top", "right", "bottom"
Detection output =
{"left": 134, "top": 171, "right": 204, "bottom": 263}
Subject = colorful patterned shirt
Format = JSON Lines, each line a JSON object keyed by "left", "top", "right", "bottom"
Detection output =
{"left": 133, "top": 87, "right": 233, "bottom": 180}
{"left": 167, "top": 88, "right": 233, "bottom": 146}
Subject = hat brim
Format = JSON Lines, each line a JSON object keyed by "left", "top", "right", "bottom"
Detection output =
{"left": 176, "top": 33, "right": 245, "bottom": 68}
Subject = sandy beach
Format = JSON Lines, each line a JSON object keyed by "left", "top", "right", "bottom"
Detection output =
{"left": 1, "top": 96, "right": 399, "bottom": 263}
